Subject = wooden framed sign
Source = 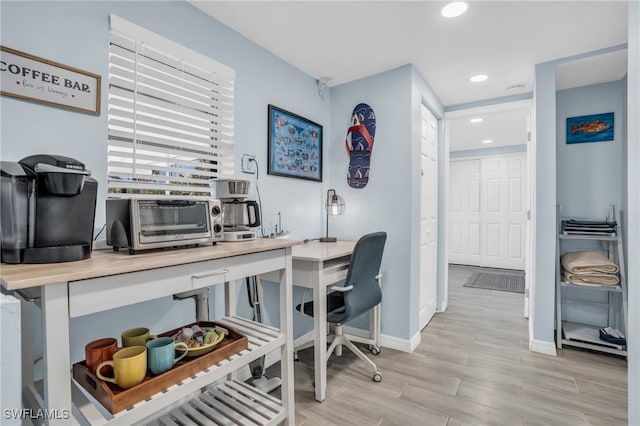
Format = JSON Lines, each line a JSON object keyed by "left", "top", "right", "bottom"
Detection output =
{"left": 1, "top": 46, "right": 101, "bottom": 115}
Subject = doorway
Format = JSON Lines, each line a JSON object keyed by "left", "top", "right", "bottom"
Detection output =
{"left": 445, "top": 100, "right": 532, "bottom": 318}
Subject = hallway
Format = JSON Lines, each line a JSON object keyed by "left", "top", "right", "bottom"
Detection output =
{"left": 290, "top": 265, "right": 628, "bottom": 425}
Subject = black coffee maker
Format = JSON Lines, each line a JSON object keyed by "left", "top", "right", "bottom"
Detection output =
{"left": 0, "top": 154, "right": 98, "bottom": 263}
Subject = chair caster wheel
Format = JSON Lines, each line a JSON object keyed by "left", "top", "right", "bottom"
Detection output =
{"left": 369, "top": 345, "right": 380, "bottom": 356}
{"left": 373, "top": 372, "right": 382, "bottom": 382}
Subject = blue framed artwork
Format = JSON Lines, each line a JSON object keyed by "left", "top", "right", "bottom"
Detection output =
{"left": 267, "top": 105, "right": 322, "bottom": 182}
{"left": 566, "top": 112, "right": 614, "bottom": 144}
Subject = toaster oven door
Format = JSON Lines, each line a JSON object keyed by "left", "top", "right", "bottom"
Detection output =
{"left": 135, "top": 200, "right": 211, "bottom": 245}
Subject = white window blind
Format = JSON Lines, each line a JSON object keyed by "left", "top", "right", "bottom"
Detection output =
{"left": 108, "top": 15, "right": 235, "bottom": 199}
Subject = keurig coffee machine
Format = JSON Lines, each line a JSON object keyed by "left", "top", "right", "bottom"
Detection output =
{"left": 0, "top": 154, "right": 98, "bottom": 263}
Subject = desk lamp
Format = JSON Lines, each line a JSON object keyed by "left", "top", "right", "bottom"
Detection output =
{"left": 320, "top": 189, "right": 345, "bottom": 243}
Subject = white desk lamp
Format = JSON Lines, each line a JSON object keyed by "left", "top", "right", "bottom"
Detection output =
{"left": 320, "top": 189, "right": 345, "bottom": 243}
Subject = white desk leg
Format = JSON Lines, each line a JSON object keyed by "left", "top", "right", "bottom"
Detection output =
{"left": 312, "top": 261, "right": 327, "bottom": 402}
{"left": 279, "top": 248, "right": 295, "bottom": 424}
{"left": 41, "top": 283, "right": 72, "bottom": 425}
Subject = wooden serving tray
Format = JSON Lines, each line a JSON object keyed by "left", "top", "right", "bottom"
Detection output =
{"left": 72, "top": 321, "right": 247, "bottom": 414}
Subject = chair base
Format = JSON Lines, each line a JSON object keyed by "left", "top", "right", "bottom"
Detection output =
{"left": 295, "top": 324, "right": 382, "bottom": 382}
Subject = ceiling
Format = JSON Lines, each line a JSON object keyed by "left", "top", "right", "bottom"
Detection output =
{"left": 190, "top": 0, "right": 629, "bottom": 151}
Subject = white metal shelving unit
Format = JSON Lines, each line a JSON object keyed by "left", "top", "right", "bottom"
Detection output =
{"left": 555, "top": 205, "right": 628, "bottom": 357}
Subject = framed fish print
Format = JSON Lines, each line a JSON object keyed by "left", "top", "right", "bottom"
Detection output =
{"left": 267, "top": 105, "right": 323, "bottom": 182}
{"left": 566, "top": 112, "right": 614, "bottom": 144}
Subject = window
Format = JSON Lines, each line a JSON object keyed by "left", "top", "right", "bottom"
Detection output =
{"left": 108, "top": 15, "right": 235, "bottom": 198}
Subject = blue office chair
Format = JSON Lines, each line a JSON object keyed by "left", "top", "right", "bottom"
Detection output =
{"left": 296, "top": 231, "right": 387, "bottom": 382}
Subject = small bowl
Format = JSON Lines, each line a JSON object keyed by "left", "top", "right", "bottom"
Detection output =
{"left": 173, "top": 330, "right": 224, "bottom": 357}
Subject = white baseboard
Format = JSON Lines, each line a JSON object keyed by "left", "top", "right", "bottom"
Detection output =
{"left": 527, "top": 317, "right": 557, "bottom": 356}
{"left": 343, "top": 325, "right": 416, "bottom": 353}
{"left": 529, "top": 337, "right": 557, "bottom": 356}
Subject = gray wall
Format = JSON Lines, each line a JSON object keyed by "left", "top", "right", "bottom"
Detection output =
{"left": 326, "top": 64, "right": 444, "bottom": 343}
{"left": 556, "top": 80, "right": 625, "bottom": 218}
{"left": 556, "top": 80, "right": 626, "bottom": 328}
{"left": 531, "top": 61, "right": 557, "bottom": 348}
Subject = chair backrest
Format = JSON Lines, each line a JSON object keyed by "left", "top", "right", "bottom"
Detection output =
{"left": 342, "top": 231, "right": 387, "bottom": 322}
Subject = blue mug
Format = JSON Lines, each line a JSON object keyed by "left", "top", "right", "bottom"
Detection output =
{"left": 146, "top": 336, "right": 188, "bottom": 375}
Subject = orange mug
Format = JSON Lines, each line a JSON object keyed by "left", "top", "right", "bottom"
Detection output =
{"left": 85, "top": 337, "right": 118, "bottom": 375}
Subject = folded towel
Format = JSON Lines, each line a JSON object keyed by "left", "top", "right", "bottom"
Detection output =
{"left": 563, "top": 270, "right": 619, "bottom": 286}
{"left": 561, "top": 251, "right": 619, "bottom": 274}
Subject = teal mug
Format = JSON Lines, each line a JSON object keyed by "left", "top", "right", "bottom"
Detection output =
{"left": 146, "top": 336, "right": 188, "bottom": 375}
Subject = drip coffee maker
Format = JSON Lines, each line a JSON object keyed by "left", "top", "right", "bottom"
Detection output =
{"left": 214, "top": 178, "right": 260, "bottom": 241}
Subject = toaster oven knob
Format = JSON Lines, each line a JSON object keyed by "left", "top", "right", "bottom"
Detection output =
{"left": 214, "top": 224, "right": 222, "bottom": 233}
{"left": 211, "top": 205, "right": 221, "bottom": 216}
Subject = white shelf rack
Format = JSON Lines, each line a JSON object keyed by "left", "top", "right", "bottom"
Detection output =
{"left": 146, "top": 380, "right": 285, "bottom": 426}
{"left": 59, "top": 316, "right": 285, "bottom": 425}
{"left": 561, "top": 321, "right": 626, "bottom": 356}
{"left": 555, "top": 205, "right": 628, "bottom": 357}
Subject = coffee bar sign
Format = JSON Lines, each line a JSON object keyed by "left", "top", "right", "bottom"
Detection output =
{"left": 1, "top": 46, "right": 100, "bottom": 114}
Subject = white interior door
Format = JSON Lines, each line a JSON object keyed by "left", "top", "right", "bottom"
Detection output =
{"left": 420, "top": 105, "right": 438, "bottom": 330}
{"left": 449, "top": 153, "right": 526, "bottom": 270}
{"left": 482, "top": 155, "right": 526, "bottom": 269}
{"left": 449, "top": 160, "right": 481, "bottom": 265}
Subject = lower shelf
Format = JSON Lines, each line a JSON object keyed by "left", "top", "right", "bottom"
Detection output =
{"left": 146, "top": 379, "right": 285, "bottom": 426}
{"left": 63, "top": 316, "right": 286, "bottom": 425}
{"left": 561, "top": 321, "right": 627, "bottom": 356}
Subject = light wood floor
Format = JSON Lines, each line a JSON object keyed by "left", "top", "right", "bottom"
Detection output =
{"left": 282, "top": 265, "right": 628, "bottom": 426}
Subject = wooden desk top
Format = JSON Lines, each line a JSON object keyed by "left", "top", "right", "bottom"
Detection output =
{"left": 0, "top": 238, "right": 301, "bottom": 291}
{"left": 292, "top": 240, "right": 355, "bottom": 262}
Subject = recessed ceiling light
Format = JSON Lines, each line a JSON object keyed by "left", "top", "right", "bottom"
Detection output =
{"left": 470, "top": 118, "right": 484, "bottom": 123}
{"left": 441, "top": 1, "right": 469, "bottom": 18}
{"left": 470, "top": 74, "right": 488, "bottom": 83}
{"left": 482, "top": 139, "right": 493, "bottom": 144}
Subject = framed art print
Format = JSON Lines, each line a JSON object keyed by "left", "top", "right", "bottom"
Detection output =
{"left": 566, "top": 112, "right": 614, "bottom": 144}
{"left": 267, "top": 104, "right": 322, "bottom": 182}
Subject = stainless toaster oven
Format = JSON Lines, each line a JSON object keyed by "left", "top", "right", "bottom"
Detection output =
{"left": 106, "top": 199, "right": 223, "bottom": 254}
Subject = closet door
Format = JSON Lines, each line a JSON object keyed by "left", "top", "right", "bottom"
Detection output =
{"left": 449, "top": 154, "right": 526, "bottom": 270}
{"left": 419, "top": 105, "right": 439, "bottom": 330}
{"left": 449, "top": 159, "right": 481, "bottom": 266}
{"left": 481, "top": 155, "right": 526, "bottom": 270}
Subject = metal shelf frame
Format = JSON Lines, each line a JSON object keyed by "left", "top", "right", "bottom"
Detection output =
{"left": 555, "top": 205, "right": 628, "bottom": 357}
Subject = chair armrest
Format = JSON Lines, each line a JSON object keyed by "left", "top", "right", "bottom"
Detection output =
{"left": 329, "top": 285, "right": 353, "bottom": 292}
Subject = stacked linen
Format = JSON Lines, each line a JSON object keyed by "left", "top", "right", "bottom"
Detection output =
{"left": 561, "top": 251, "right": 620, "bottom": 286}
